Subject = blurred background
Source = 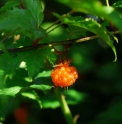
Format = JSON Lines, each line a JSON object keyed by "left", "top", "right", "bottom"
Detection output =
{"left": 1, "top": 0, "right": 122, "bottom": 124}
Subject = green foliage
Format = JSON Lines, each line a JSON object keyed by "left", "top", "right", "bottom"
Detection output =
{"left": 61, "top": 15, "right": 117, "bottom": 61}
{"left": 0, "top": 0, "right": 122, "bottom": 123}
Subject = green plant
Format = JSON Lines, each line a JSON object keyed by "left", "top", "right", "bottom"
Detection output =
{"left": 0, "top": 0, "right": 122, "bottom": 124}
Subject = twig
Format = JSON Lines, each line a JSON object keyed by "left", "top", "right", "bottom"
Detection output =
{"left": 0, "top": 28, "right": 18, "bottom": 43}
{"left": 45, "top": 10, "right": 75, "bottom": 31}
{"left": 0, "top": 30, "right": 120, "bottom": 54}
{"left": 33, "top": 10, "right": 75, "bottom": 46}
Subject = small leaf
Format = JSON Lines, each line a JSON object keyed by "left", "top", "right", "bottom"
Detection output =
{"left": 35, "top": 70, "right": 52, "bottom": 79}
{"left": 21, "top": 92, "right": 37, "bottom": 100}
{"left": 30, "top": 84, "right": 53, "bottom": 94}
{"left": 21, "top": 92, "right": 42, "bottom": 108}
{"left": 53, "top": 12, "right": 61, "bottom": 18}
{"left": 0, "top": 86, "right": 21, "bottom": 96}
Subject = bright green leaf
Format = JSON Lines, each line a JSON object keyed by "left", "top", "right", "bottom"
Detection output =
{"left": 21, "top": 92, "right": 42, "bottom": 108}
{"left": 0, "top": 86, "right": 21, "bottom": 96}
{"left": 63, "top": 89, "right": 85, "bottom": 105}
{"left": 35, "top": 70, "right": 52, "bottom": 79}
{"left": 30, "top": 84, "right": 53, "bottom": 94}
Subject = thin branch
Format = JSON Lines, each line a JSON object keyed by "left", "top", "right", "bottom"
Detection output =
{"left": 0, "top": 28, "right": 18, "bottom": 43}
{"left": 0, "top": 30, "right": 120, "bottom": 54}
{"left": 45, "top": 10, "right": 75, "bottom": 31}
{"left": 33, "top": 10, "right": 75, "bottom": 46}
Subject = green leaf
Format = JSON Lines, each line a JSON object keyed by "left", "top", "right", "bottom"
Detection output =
{"left": 35, "top": 70, "right": 52, "bottom": 79}
{"left": 0, "top": 0, "right": 44, "bottom": 33}
{"left": 63, "top": 89, "right": 85, "bottom": 105}
{"left": 0, "top": 86, "right": 21, "bottom": 96}
{"left": 0, "top": 0, "right": 20, "bottom": 12}
{"left": 0, "top": 8, "right": 32, "bottom": 32}
{"left": 30, "top": 84, "right": 53, "bottom": 94}
{"left": 57, "top": 0, "right": 122, "bottom": 31}
{"left": 21, "top": 92, "right": 42, "bottom": 108}
{"left": 61, "top": 16, "right": 117, "bottom": 61}
{"left": 0, "top": 42, "right": 9, "bottom": 55}
{"left": 0, "top": 97, "right": 15, "bottom": 118}
{"left": 0, "top": 53, "right": 22, "bottom": 74}
{"left": 66, "top": 25, "right": 86, "bottom": 39}
{"left": 26, "top": 47, "right": 55, "bottom": 77}
{"left": 0, "top": 47, "right": 55, "bottom": 77}
{"left": 25, "top": 0, "right": 44, "bottom": 28}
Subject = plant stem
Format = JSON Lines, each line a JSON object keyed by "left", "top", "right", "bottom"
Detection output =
{"left": 54, "top": 87, "right": 76, "bottom": 124}
{"left": 106, "top": 0, "right": 110, "bottom": 7}
{"left": 0, "top": 30, "right": 119, "bottom": 54}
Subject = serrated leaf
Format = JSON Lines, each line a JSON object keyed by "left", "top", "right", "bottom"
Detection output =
{"left": 0, "top": 8, "right": 32, "bottom": 32}
{"left": 30, "top": 84, "right": 53, "bottom": 94}
{"left": 0, "top": 47, "right": 55, "bottom": 77}
{"left": 62, "top": 16, "right": 117, "bottom": 61}
{"left": 0, "top": 86, "right": 21, "bottom": 96}
{"left": 25, "top": 47, "right": 55, "bottom": 78}
{"left": 0, "top": 0, "right": 20, "bottom": 12}
{"left": 57, "top": 0, "right": 122, "bottom": 31}
{"left": 0, "top": 0, "right": 44, "bottom": 33}
{"left": 25, "top": 0, "right": 44, "bottom": 28}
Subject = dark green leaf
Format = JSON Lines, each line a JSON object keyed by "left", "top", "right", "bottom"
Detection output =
{"left": 25, "top": 0, "right": 44, "bottom": 28}
{"left": 0, "top": 42, "right": 9, "bottom": 55}
{"left": 0, "top": 8, "right": 32, "bottom": 32}
{"left": 62, "top": 16, "right": 117, "bottom": 61}
{"left": 0, "top": 0, "right": 44, "bottom": 33}
{"left": 0, "top": 0, "right": 20, "bottom": 12}
{"left": 0, "top": 97, "right": 15, "bottom": 118}
{"left": 25, "top": 47, "right": 55, "bottom": 78}
{"left": 57, "top": 0, "right": 122, "bottom": 31}
{"left": 0, "top": 47, "right": 55, "bottom": 77}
